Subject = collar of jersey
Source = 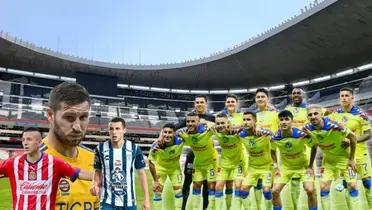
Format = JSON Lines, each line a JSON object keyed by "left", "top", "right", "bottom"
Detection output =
{"left": 272, "top": 128, "right": 304, "bottom": 140}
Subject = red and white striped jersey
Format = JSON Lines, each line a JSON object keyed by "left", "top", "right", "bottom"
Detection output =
{"left": 0, "top": 153, "right": 79, "bottom": 210}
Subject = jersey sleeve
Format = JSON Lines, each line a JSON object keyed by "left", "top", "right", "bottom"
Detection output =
{"left": 360, "top": 115, "right": 371, "bottom": 133}
{"left": 0, "top": 159, "right": 12, "bottom": 177}
{"left": 55, "top": 158, "right": 80, "bottom": 182}
{"left": 93, "top": 145, "right": 102, "bottom": 171}
{"left": 148, "top": 147, "right": 156, "bottom": 162}
{"left": 134, "top": 146, "right": 146, "bottom": 170}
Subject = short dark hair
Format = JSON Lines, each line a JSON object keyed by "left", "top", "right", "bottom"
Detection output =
{"left": 340, "top": 87, "right": 354, "bottom": 95}
{"left": 186, "top": 112, "right": 199, "bottom": 117}
{"left": 278, "top": 110, "right": 293, "bottom": 119}
{"left": 49, "top": 82, "right": 91, "bottom": 111}
{"left": 225, "top": 94, "right": 238, "bottom": 101}
{"left": 110, "top": 117, "right": 126, "bottom": 128}
{"left": 255, "top": 88, "right": 269, "bottom": 97}
{"left": 22, "top": 127, "right": 42, "bottom": 136}
{"left": 195, "top": 95, "right": 208, "bottom": 102}
{"left": 162, "top": 123, "right": 176, "bottom": 131}
{"left": 216, "top": 113, "right": 228, "bottom": 118}
{"left": 243, "top": 111, "right": 256, "bottom": 119}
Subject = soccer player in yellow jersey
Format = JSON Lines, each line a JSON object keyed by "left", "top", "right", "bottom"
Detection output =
{"left": 221, "top": 94, "right": 244, "bottom": 127}
{"left": 255, "top": 88, "right": 279, "bottom": 133}
{"left": 271, "top": 110, "right": 317, "bottom": 210}
{"left": 285, "top": 87, "right": 312, "bottom": 210}
{"left": 179, "top": 112, "right": 218, "bottom": 210}
{"left": 239, "top": 111, "right": 273, "bottom": 210}
{"left": 328, "top": 87, "right": 372, "bottom": 208}
{"left": 40, "top": 82, "right": 100, "bottom": 210}
{"left": 254, "top": 88, "right": 280, "bottom": 209}
{"left": 211, "top": 113, "right": 246, "bottom": 210}
{"left": 149, "top": 123, "right": 184, "bottom": 210}
{"left": 304, "top": 104, "right": 360, "bottom": 210}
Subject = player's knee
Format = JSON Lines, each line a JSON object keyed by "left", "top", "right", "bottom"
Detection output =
{"left": 347, "top": 182, "right": 358, "bottom": 190}
{"left": 320, "top": 190, "right": 330, "bottom": 197}
{"left": 363, "top": 179, "right": 372, "bottom": 189}
{"left": 193, "top": 182, "right": 202, "bottom": 189}
{"left": 349, "top": 189, "right": 359, "bottom": 197}
{"left": 272, "top": 188, "right": 281, "bottom": 197}
{"left": 263, "top": 190, "right": 272, "bottom": 200}
{"left": 305, "top": 186, "right": 315, "bottom": 195}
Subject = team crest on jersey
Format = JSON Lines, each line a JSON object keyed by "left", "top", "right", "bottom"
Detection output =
{"left": 29, "top": 170, "right": 37, "bottom": 180}
{"left": 223, "top": 136, "right": 229, "bottom": 143}
{"left": 342, "top": 116, "right": 348, "bottom": 124}
{"left": 316, "top": 134, "right": 324, "bottom": 141}
{"left": 285, "top": 142, "right": 292, "bottom": 150}
{"left": 111, "top": 167, "right": 127, "bottom": 196}
{"left": 192, "top": 136, "right": 199, "bottom": 144}
{"left": 249, "top": 139, "right": 255, "bottom": 147}
{"left": 294, "top": 108, "right": 299, "bottom": 114}
{"left": 59, "top": 179, "right": 71, "bottom": 195}
{"left": 169, "top": 150, "right": 175, "bottom": 155}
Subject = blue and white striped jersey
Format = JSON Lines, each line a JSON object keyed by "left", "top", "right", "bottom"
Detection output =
{"left": 94, "top": 140, "right": 146, "bottom": 208}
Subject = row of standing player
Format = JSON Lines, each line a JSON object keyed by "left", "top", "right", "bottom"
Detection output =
{"left": 148, "top": 87, "right": 371, "bottom": 210}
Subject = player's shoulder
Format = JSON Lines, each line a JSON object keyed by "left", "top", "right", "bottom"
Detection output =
{"left": 323, "top": 117, "right": 344, "bottom": 131}
{"left": 271, "top": 131, "right": 283, "bottom": 141}
{"left": 350, "top": 106, "right": 369, "bottom": 121}
{"left": 292, "top": 128, "right": 307, "bottom": 139}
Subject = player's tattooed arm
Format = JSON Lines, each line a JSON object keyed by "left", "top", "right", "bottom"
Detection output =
{"left": 347, "top": 132, "right": 357, "bottom": 171}
{"left": 357, "top": 128, "right": 371, "bottom": 143}
{"left": 148, "top": 160, "right": 162, "bottom": 193}
{"left": 271, "top": 149, "right": 280, "bottom": 176}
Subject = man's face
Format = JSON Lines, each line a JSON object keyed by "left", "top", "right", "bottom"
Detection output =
{"left": 48, "top": 101, "right": 90, "bottom": 147}
{"left": 109, "top": 122, "right": 126, "bottom": 143}
{"left": 225, "top": 97, "right": 238, "bottom": 113}
{"left": 307, "top": 108, "right": 322, "bottom": 126}
{"left": 215, "top": 117, "right": 229, "bottom": 132}
{"left": 255, "top": 92, "right": 268, "bottom": 108}
{"left": 186, "top": 116, "right": 199, "bottom": 132}
{"left": 243, "top": 114, "right": 256, "bottom": 129}
{"left": 22, "top": 131, "right": 42, "bottom": 155}
{"left": 162, "top": 127, "right": 175, "bottom": 144}
{"left": 279, "top": 116, "right": 292, "bottom": 131}
{"left": 339, "top": 90, "right": 354, "bottom": 107}
{"left": 291, "top": 88, "right": 304, "bottom": 104}
{"left": 194, "top": 97, "right": 207, "bottom": 114}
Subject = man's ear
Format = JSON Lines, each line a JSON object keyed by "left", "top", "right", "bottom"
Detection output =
{"left": 47, "top": 107, "right": 54, "bottom": 122}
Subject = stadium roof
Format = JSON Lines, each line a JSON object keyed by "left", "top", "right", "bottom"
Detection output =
{"left": 1, "top": 0, "right": 372, "bottom": 90}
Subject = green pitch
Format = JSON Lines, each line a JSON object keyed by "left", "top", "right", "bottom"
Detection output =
{"left": 0, "top": 171, "right": 369, "bottom": 210}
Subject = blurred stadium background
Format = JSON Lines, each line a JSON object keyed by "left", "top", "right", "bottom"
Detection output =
{"left": 0, "top": 0, "right": 372, "bottom": 209}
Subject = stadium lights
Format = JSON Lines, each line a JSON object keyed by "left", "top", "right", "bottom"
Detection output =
{"left": 358, "top": 63, "right": 372, "bottom": 71}
{"left": 7, "top": 68, "right": 33, "bottom": 76}
{"left": 175, "top": 108, "right": 181, "bottom": 112}
{"left": 132, "top": 105, "right": 138, "bottom": 109}
{"left": 171, "top": 89, "right": 190, "bottom": 93}
{"left": 190, "top": 90, "right": 209, "bottom": 94}
{"left": 93, "top": 102, "right": 101, "bottom": 106}
{"left": 34, "top": 73, "right": 59, "bottom": 79}
{"left": 130, "top": 85, "right": 150, "bottom": 90}
{"left": 0, "top": 92, "right": 3, "bottom": 96}
{"left": 150, "top": 87, "right": 170, "bottom": 92}
{"left": 0, "top": 67, "right": 6, "bottom": 72}
{"left": 269, "top": 85, "right": 285, "bottom": 90}
{"left": 292, "top": 80, "right": 310, "bottom": 87}
{"left": 229, "top": 89, "right": 248, "bottom": 94}
{"left": 312, "top": 75, "right": 331, "bottom": 82}
{"left": 60, "top": 76, "right": 76, "bottom": 82}
{"left": 117, "top": 84, "right": 129, "bottom": 88}
{"left": 248, "top": 88, "right": 258, "bottom": 92}
{"left": 336, "top": 69, "right": 353, "bottom": 77}
{"left": 210, "top": 90, "right": 229, "bottom": 94}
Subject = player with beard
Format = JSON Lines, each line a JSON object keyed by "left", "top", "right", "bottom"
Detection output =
{"left": 304, "top": 105, "right": 360, "bottom": 210}
{"left": 40, "top": 82, "right": 99, "bottom": 210}
{"left": 177, "top": 95, "right": 215, "bottom": 210}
